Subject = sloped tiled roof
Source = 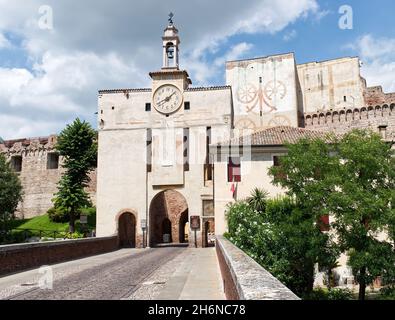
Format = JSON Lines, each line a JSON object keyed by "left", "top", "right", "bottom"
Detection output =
{"left": 218, "top": 126, "right": 335, "bottom": 146}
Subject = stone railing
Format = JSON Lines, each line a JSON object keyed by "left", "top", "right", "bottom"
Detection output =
{"left": 216, "top": 235, "right": 300, "bottom": 300}
{"left": 0, "top": 236, "right": 119, "bottom": 276}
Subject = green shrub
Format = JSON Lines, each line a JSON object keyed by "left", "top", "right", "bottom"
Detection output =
{"left": 378, "top": 286, "right": 395, "bottom": 300}
{"left": 64, "top": 232, "right": 84, "bottom": 239}
{"left": 304, "top": 288, "right": 353, "bottom": 300}
{"left": 47, "top": 207, "right": 68, "bottom": 223}
{"left": 327, "top": 288, "right": 353, "bottom": 300}
{"left": 226, "top": 193, "right": 336, "bottom": 297}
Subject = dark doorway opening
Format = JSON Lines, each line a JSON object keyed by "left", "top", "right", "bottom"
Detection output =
{"left": 162, "top": 218, "right": 172, "bottom": 243}
{"left": 118, "top": 212, "right": 136, "bottom": 248}
{"left": 179, "top": 210, "right": 189, "bottom": 243}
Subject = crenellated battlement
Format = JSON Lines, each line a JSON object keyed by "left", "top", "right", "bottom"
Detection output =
{"left": 304, "top": 103, "right": 395, "bottom": 139}
{"left": 0, "top": 135, "right": 57, "bottom": 156}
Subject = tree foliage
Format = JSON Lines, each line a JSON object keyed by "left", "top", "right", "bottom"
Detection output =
{"left": 0, "top": 153, "right": 23, "bottom": 240}
{"left": 226, "top": 191, "right": 336, "bottom": 297}
{"left": 269, "top": 129, "right": 395, "bottom": 300}
{"left": 53, "top": 118, "right": 97, "bottom": 232}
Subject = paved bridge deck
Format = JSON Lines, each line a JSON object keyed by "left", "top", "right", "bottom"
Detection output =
{"left": 0, "top": 246, "right": 225, "bottom": 300}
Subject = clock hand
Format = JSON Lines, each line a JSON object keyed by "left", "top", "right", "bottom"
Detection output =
{"left": 156, "top": 92, "right": 176, "bottom": 107}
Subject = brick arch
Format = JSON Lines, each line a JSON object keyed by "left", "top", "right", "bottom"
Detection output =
{"left": 353, "top": 108, "right": 360, "bottom": 120}
{"left": 375, "top": 105, "right": 382, "bottom": 117}
{"left": 319, "top": 113, "right": 325, "bottom": 125}
{"left": 383, "top": 105, "right": 389, "bottom": 116}
{"left": 346, "top": 109, "right": 353, "bottom": 121}
{"left": 149, "top": 190, "right": 188, "bottom": 246}
{"left": 332, "top": 111, "right": 339, "bottom": 122}
{"left": 326, "top": 112, "right": 332, "bottom": 124}
{"left": 306, "top": 115, "right": 312, "bottom": 126}
{"left": 339, "top": 110, "right": 346, "bottom": 122}
{"left": 312, "top": 114, "right": 319, "bottom": 125}
{"left": 361, "top": 107, "right": 368, "bottom": 119}
{"left": 368, "top": 106, "right": 375, "bottom": 118}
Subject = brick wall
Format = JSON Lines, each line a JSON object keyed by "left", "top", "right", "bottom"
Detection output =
{"left": 304, "top": 103, "right": 395, "bottom": 139}
{"left": 0, "top": 135, "right": 97, "bottom": 219}
{"left": 0, "top": 236, "right": 118, "bottom": 276}
{"left": 364, "top": 86, "right": 395, "bottom": 106}
{"left": 149, "top": 190, "right": 188, "bottom": 245}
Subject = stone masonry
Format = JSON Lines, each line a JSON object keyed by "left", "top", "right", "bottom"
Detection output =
{"left": 0, "top": 135, "right": 97, "bottom": 219}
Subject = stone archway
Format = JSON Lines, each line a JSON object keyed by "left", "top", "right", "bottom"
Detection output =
{"left": 149, "top": 190, "right": 188, "bottom": 246}
{"left": 118, "top": 212, "right": 136, "bottom": 248}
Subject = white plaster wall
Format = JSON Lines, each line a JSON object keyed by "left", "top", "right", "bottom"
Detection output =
{"left": 226, "top": 53, "right": 299, "bottom": 130}
{"left": 297, "top": 57, "right": 365, "bottom": 113}
{"left": 213, "top": 148, "right": 287, "bottom": 235}
{"left": 96, "top": 129, "right": 147, "bottom": 238}
{"left": 97, "top": 86, "right": 232, "bottom": 245}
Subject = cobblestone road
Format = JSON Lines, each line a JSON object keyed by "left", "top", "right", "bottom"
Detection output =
{"left": 2, "top": 247, "right": 185, "bottom": 300}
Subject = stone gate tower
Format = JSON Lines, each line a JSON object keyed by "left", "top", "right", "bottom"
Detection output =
{"left": 96, "top": 15, "right": 233, "bottom": 248}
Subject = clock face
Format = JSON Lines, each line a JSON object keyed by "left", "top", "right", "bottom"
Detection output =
{"left": 153, "top": 84, "right": 183, "bottom": 114}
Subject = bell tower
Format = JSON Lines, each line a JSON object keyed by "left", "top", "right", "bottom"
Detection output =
{"left": 150, "top": 13, "right": 191, "bottom": 92}
{"left": 162, "top": 12, "right": 180, "bottom": 69}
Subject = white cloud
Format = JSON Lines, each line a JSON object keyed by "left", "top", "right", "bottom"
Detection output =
{"left": 283, "top": 29, "right": 297, "bottom": 42}
{"left": 313, "top": 9, "right": 331, "bottom": 22}
{"left": 0, "top": 0, "right": 320, "bottom": 139}
{"left": 0, "top": 33, "right": 11, "bottom": 48}
{"left": 352, "top": 34, "right": 395, "bottom": 92}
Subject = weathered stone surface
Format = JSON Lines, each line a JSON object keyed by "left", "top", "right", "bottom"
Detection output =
{"left": 304, "top": 103, "right": 395, "bottom": 140}
{"left": 0, "top": 135, "right": 97, "bottom": 219}
{"left": 216, "top": 236, "right": 300, "bottom": 300}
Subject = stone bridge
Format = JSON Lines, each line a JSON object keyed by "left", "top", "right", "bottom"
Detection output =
{"left": 0, "top": 236, "right": 298, "bottom": 300}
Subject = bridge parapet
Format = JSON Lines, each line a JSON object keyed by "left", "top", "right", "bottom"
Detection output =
{"left": 216, "top": 235, "right": 300, "bottom": 300}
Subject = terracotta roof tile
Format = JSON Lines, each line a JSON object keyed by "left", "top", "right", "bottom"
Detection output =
{"left": 218, "top": 126, "right": 335, "bottom": 146}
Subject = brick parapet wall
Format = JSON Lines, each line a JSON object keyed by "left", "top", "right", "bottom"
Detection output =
{"left": 304, "top": 103, "right": 395, "bottom": 139}
{"left": 364, "top": 86, "right": 395, "bottom": 106}
{"left": 0, "top": 236, "right": 118, "bottom": 276}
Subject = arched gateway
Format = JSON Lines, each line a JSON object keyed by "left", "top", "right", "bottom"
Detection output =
{"left": 118, "top": 212, "right": 136, "bottom": 248}
{"left": 149, "top": 190, "right": 189, "bottom": 246}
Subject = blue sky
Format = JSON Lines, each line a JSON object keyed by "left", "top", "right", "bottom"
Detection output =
{"left": 0, "top": 0, "right": 394, "bottom": 139}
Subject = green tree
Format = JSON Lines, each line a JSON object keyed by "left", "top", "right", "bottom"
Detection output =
{"left": 329, "top": 130, "right": 395, "bottom": 300}
{"left": 53, "top": 119, "right": 97, "bottom": 233}
{"left": 246, "top": 187, "right": 268, "bottom": 213}
{"left": 226, "top": 194, "right": 335, "bottom": 297}
{"left": 0, "top": 154, "right": 23, "bottom": 240}
{"left": 269, "top": 129, "right": 395, "bottom": 300}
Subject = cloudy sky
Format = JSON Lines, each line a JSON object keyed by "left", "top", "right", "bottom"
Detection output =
{"left": 0, "top": 0, "right": 394, "bottom": 139}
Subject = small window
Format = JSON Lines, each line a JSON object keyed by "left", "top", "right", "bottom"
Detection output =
{"left": 344, "top": 96, "right": 347, "bottom": 102}
{"left": 183, "top": 128, "right": 189, "bottom": 171}
{"left": 273, "top": 155, "right": 286, "bottom": 180}
{"left": 259, "top": 77, "right": 262, "bottom": 83}
{"left": 379, "top": 126, "right": 387, "bottom": 139}
{"left": 11, "top": 155, "right": 22, "bottom": 172}
{"left": 273, "top": 156, "right": 281, "bottom": 167}
{"left": 47, "top": 153, "right": 59, "bottom": 170}
{"left": 145, "top": 103, "right": 151, "bottom": 112}
{"left": 318, "top": 215, "right": 330, "bottom": 232}
{"left": 227, "top": 157, "right": 241, "bottom": 182}
{"left": 184, "top": 101, "right": 190, "bottom": 110}
{"left": 146, "top": 129, "right": 152, "bottom": 172}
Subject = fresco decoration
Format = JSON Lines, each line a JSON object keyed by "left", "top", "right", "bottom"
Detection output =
{"left": 237, "top": 80, "right": 287, "bottom": 115}
{"left": 268, "top": 115, "right": 292, "bottom": 127}
{"left": 235, "top": 118, "right": 256, "bottom": 130}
